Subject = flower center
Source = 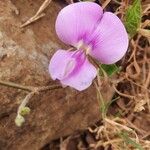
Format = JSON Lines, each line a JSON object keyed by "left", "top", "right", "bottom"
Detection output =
{"left": 76, "top": 40, "right": 91, "bottom": 55}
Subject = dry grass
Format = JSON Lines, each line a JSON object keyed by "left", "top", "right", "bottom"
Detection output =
{"left": 86, "top": 0, "right": 150, "bottom": 149}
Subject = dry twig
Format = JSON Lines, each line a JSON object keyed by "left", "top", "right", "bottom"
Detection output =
{"left": 21, "top": 0, "right": 52, "bottom": 27}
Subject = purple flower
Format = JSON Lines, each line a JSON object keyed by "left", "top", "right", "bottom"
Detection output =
{"left": 49, "top": 2, "right": 129, "bottom": 91}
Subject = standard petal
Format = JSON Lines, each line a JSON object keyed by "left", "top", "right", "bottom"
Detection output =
{"left": 88, "top": 12, "right": 129, "bottom": 64}
{"left": 49, "top": 50, "right": 76, "bottom": 80}
{"left": 55, "top": 2, "right": 103, "bottom": 46}
{"left": 61, "top": 58, "right": 97, "bottom": 91}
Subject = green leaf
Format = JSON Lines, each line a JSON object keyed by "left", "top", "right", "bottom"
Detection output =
{"left": 20, "top": 107, "right": 31, "bottom": 116}
{"left": 119, "top": 131, "right": 144, "bottom": 150}
{"left": 100, "top": 64, "right": 120, "bottom": 76}
{"left": 125, "top": 0, "right": 142, "bottom": 37}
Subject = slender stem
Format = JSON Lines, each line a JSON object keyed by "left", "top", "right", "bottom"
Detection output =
{"left": 36, "top": 85, "right": 62, "bottom": 92}
{"left": 102, "top": 0, "right": 111, "bottom": 9}
{"left": 0, "top": 78, "right": 62, "bottom": 127}
{"left": 88, "top": 55, "right": 100, "bottom": 68}
{"left": 17, "top": 92, "right": 35, "bottom": 116}
{"left": 94, "top": 71, "right": 106, "bottom": 119}
{"left": 0, "top": 80, "right": 32, "bottom": 92}
{"left": 0, "top": 80, "right": 62, "bottom": 92}
{"left": 4, "top": 80, "right": 63, "bottom": 126}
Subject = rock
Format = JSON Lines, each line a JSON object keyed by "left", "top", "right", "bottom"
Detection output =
{"left": 0, "top": 1, "right": 114, "bottom": 150}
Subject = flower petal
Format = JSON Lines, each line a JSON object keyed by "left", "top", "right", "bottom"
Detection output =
{"left": 55, "top": 2, "right": 103, "bottom": 46}
{"left": 88, "top": 12, "right": 129, "bottom": 64}
{"left": 49, "top": 50, "right": 76, "bottom": 80}
{"left": 61, "top": 58, "right": 97, "bottom": 91}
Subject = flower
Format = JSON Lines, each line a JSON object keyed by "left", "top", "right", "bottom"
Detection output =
{"left": 49, "top": 2, "right": 129, "bottom": 91}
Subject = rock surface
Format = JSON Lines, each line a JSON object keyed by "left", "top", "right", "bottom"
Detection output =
{"left": 0, "top": 1, "right": 114, "bottom": 150}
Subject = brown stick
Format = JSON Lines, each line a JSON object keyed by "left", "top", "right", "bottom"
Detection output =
{"left": 102, "top": 0, "right": 111, "bottom": 9}
{"left": 0, "top": 80, "right": 32, "bottom": 91}
{"left": 21, "top": 0, "right": 52, "bottom": 27}
{"left": 0, "top": 80, "right": 62, "bottom": 92}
